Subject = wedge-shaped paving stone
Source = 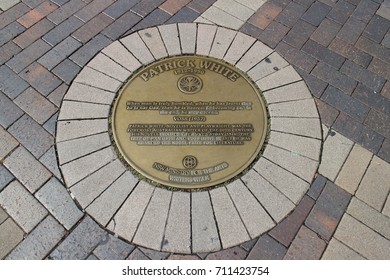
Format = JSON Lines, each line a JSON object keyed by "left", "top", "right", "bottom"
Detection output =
{"left": 236, "top": 0, "right": 267, "bottom": 10}
{"left": 35, "top": 178, "right": 83, "bottom": 230}
{"left": 0, "top": 165, "right": 14, "bottom": 192}
{"left": 263, "top": 145, "right": 318, "bottom": 182}
{"left": 322, "top": 238, "right": 366, "bottom": 260}
{"left": 0, "top": 218, "right": 24, "bottom": 260}
{"left": 268, "top": 99, "right": 318, "bottom": 118}
{"left": 70, "top": 159, "right": 126, "bottom": 208}
{"left": 64, "top": 83, "right": 115, "bottom": 105}
{"left": 200, "top": 6, "right": 244, "bottom": 30}
{"left": 209, "top": 27, "right": 237, "bottom": 59}
{"left": 268, "top": 131, "right": 321, "bottom": 161}
{"left": 271, "top": 117, "right": 322, "bottom": 139}
{"left": 127, "top": 248, "right": 149, "bottom": 260}
{"left": 102, "top": 41, "right": 141, "bottom": 72}
{"left": 49, "top": 216, "right": 106, "bottom": 260}
{"left": 254, "top": 157, "right": 309, "bottom": 204}
{"left": 86, "top": 171, "right": 137, "bottom": 226}
{"left": 133, "top": 187, "right": 172, "bottom": 251}
{"left": 87, "top": 53, "right": 131, "bottom": 82}
{"left": 383, "top": 197, "right": 390, "bottom": 218}
{"left": 192, "top": 191, "right": 221, "bottom": 253}
{"left": 74, "top": 66, "right": 122, "bottom": 92}
{"left": 57, "top": 132, "right": 111, "bottom": 164}
{"left": 214, "top": 0, "right": 255, "bottom": 21}
{"left": 210, "top": 187, "right": 250, "bottom": 248}
{"left": 58, "top": 100, "right": 110, "bottom": 120}
{"left": 61, "top": 147, "right": 116, "bottom": 187}
{"left": 0, "top": 207, "right": 7, "bottom": 224}
{"left": 247, "top": 52, "right": 289, "bottom": 81}
{"left": 196, "top": 24, "right": 217, "bottom": 56}
{"left": 0, "top": 126, "right": 18, "bottom": 160}
{"left": 356, "top": 156, "right": 390, "bottom": 212}
{"left": 39, "top": 147, "right": 62, "bottom": 180}
{"left": 6, "top": 215, "right": 65, "bottom": 260}
{"left": 120, "top": 33, "right": 154, "bottom": 65}
{"left": 334, "top": 214, "right": 390, "bottom": 259}
{"left": 4, "top": 146, "right": 51, "bottom": 193}
{"left": 178, "top": 23, "right": 196, "bottom": 54}
{"left": 0, "top": 181, "right": 47, "bottom": 232}
{"left": 56, "top": 119, "right": 108, "bottom": 142}
{"left": 236, "top": 41, "right": 272, "bottom": 71}
{"left": 162, "top": 191, "right": 191, "bottom": 254}
{"left": 109, "top": 181, "right": 154, "bottom": 242}
{"left": 335, "top": 144, "right": 373, "bottom": 194}
{"left": 256, "top": 65, "right": 302, "bottom": 91}
{"left": 247, "top": 234, "right": 287, "bottom": 260}
{"left": 139, "top": 27, "right": 168, "bottom": 60}
{"left": 263, "top": 81, "right": 312, "bottom": 104}
{"left": 319, "top": 131, "right": 354, "bottom": 182}
{"left": 158, "top": 24, "right": 181, "bottom": 57}
{"left": 242, "top": 170, "right": 295, "bottom": 222}
{"left": 93, "top": 235, "right": 134, "bottom": 260}
{"left": 224, "top": 32, "right": 255, "bottom": 65}
{"left": 227, "top": 180, "right": 275, "bottom": 238}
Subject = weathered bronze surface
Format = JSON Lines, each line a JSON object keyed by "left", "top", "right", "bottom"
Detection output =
{"left": 112, "top": 56, "right": 267, "bottom": 189}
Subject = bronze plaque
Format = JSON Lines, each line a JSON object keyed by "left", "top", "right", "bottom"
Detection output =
{"left": 111, "top": 56, "right": 268, "bottom": 189}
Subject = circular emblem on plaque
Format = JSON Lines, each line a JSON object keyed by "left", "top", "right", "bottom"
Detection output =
{"left": 178, "top": 75, "right": 203, "bottom": 94}
{"left": 111, "top": 55, "right": 268, "bottom": 189}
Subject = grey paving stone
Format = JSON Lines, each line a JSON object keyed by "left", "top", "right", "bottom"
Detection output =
{"left": 209, "top": 27, "right": 237, "bottom": 59}
{"left": 0, "top": 91, "right": 24, "bottom": 128}
{"left": 47, "top": 83, "right": 68, "bottom": 107}
{"left": 127, "top": 248, "right": 149, "bottom": 260}
{"left": 0, "top": 65, "right": 29, "bottom": 99}
{"left": 196, "top": 24, "right": 217, "bottom": 56}
{"left": 0, "top": 22, "right": 24, "bottom": 49}
{"left": 215, "top": 0, "right": 255, "bottom": 21}
{"left": 6, "top": 215, "right": 65, "bottom": 260}
{"left": 139, "top": 27, "right": 168, "bottom": 60}
{"left": 102, "top": 41, "right": 141, "bottom": 72}
{"left": 307, "top": 175, "right": 327, "bottom": 200}
{"left": 236, "top": 0, "right": 267, "bottom": 10}
{"left": 71, "top": 34, "right": 113, "bottom": 66}
{"left": 49, "top": 216, "right": 106, "bottom": 260}
{"left": 133, "top": 187, "right": 172, "bottom": 251}
{"left": 39, "top": 146, "right": 62, "bottom": 180}
{"left": 236, "top": 41, "right": 273, "bottom": 72}
{"left": 0, "top": 181, "right": 48, "bottom": 232}
{"left": 56, "top": 119, "right": 108, "bottom": 142}
{"left": 263, "top": 81, "right": 312, "bottom": 104}
{"left": 93, "top": 235, "right": 134, "bottom": 260}
{"left": 0, "top": 0, "right": 21, "bottom": 10}
{"left": 247, "top": 52, "right": 289, "bottom": 82}
{"left": 0, "top": 207, "right": 7, "bottom": 224}
{"left": 74, "top": 66, "right": 122, "bottom": 92}
{"left": 0, "top": 218, "right": 24, "bottom": 260}
{"left": 86, "top": 171, "right": 137, "bottom": 226}
{"left": 86, "top": 254, "right": 98, "bottom": 260}
{"left": 256, "top": 66, "right": 302, "bottom": 91}
{"left": 87, "top": 53, "right": 131, "bottom": 82}
{"left": 64, "top": 83, "right": 115, "bottom": 105}
{"left": 224, "top": 31, "right": 256, "bottom": 65}
{"left": 52, "top": 59, "right": 81, "bottom": 84}
{"left": 200, "top": 6, "right": 244, "bottom": 29}
{"left": 383, "top": 196, "right": 390, "bottom": 218}
{"left": 178, "top": 23, "right": 197, "bottom": 54}
{"left": 227, "top": 180, "right": 275, "bottom": 238}
{"left": 58, "top": 101, "right": 110, "bottom": 120}
{"left": 4, "top": 146, "right": 51, "bottom": 193}
{"left": 192, "top": 191, "right": 221, "bottom": 253}
{"left": 0, "top": 165, "right": 14, "bottom": 192}
{"left": 247, "top": 234, "right": 287, "bottom": 260}
{"left": 242, "top": 170, "right": 295, "bottom": 222}
{"left": 43, "top": 112, "right": 58, "bottom": 136}
{"left": 139, "top": 247, "right": 170, "bottom": 260}
{"left": 43, "top": 16, "right": 84, "bottom": 46}
{"left": 120, "top": 32, "right": 154, "bottom": 65}
{"left": 8, "top": 114, "right": 53, "bottom": 158}
{"left": 322, "top": 238, "right": 366, "bottom": 260}
{"left": 271, "top": 117, "right": 322, "bottom": 139}
{"left": 0, "top": 126, "right": 18, "bottom": 160}
{"left": 158, "top": 24, "right": 181, "bottom": 57}
{"left": 162, "top": 191, "right": 191, "bottom": 254}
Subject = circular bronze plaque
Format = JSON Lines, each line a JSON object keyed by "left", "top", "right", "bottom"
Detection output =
{"left": 112, "top": 56, "right": 268, "bottom": 189}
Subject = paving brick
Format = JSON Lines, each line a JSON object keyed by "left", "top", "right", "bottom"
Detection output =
{"left": 17, "top": 1, "right": 57, "bottom": 28}
{"left": 13, "top": 18, "right": 54, "bottom": 49}
{"left": 165, "top": 6, "right": 200, "bottom": 24}
{"left": 178, "top": 23, "right": 196, "bottom": 54}
{"left": 6, "top": 215, "right": 65, "bottom": 260}
{"left": 0, "top": 3, "right": 29, "bottom": 30}
{"left": 102, "top": 10, "right": 141, "bottom": 40}
{"left": 239, "top": 22, "right": 262, "bottom": 38}
{"left": 20, "top": 63, "right": 62, "bottom": 96}
{"left": 0, "top": 41, "right": 21, "bottom": 65}
{"left": 70, "top": 34, "right": 112, "bottom": 67}
{"left": 187, "top": 0, "right": 216, "bottom": 13}
{"left": 39, "top": 146, "right": 62, "bottom": 179}
{"left": 0, "top": 218, "right": 24, "bottom": 260}
{"left": 377, "top": 0, "right": 390, "bottom": 20}
{"left": 327, "top": 0, "right": 355, "bottom": 24}
{"left": 158, "top": 24, "right": 181, "bottom": 57}
{"left": 0, "top": 93, "right": 22, "bottom": 132}
{"left": 363, "top": 15, "right": 390, "bottom": 43}
{"left": 131, "top": 8, "right": 170, "bottom": 31}
{"left": 74, "top": 66, "right": 122, "bottom": 92}
{"left": 0, "top": 164, "right": 14, "bottom": 191}
{"left": 0, "top": 21, "right": 25, "bottom": 48}
{"left": 248, "top": 2, "right": 282, "bottom": 29}
{"left": 310, "top": 18, "right": 341, "bottom": 46}
{"left": 276, "top": 1, "right": 306, "bottom": 27}
{"left": 307, "top": 175, "right": 327, "bottom": 200}
{"left": 47, "top": 0, "right": 86, "bottom": 25}
{"left": 368, "top": 58, "right": 390, "bottom": 81}
{"left": 209, "top": 27, "right": 237, "bottom": 59}
{"left": 302, "top": 1, "right": 332, "bottom": 26}
{"left": 283, "top": 20, "right": 316, "bottom": 49}
{"left": 168, "top": 254, "right": 201, "bottom": 260}
{"left": 0, "top": 206, "right": 8, "bottom": 224}
{"left": 236, "top": 41, "right": 272, "bottom": 71}
{"left": 352, "top": 83, "right": 390, "bottom": 117}
{"left": 131, "top": 0, "right": 165, "bottom": 17}
{"left": 0, "top": 181, "right": 48, "bottom": 232}
{"left": 303, "top": 40, "right": 346, "bottom": 69}
{"left": 52, "top": 59, "right": 81, "bottom": 84}
{"left": 329, "top": 37, "right": 373, "bottom": 68}
{"left": 0, "top": 125, "right": 18, "bottom": 161}
{"left": 201, "top": 6, "right": 244, "bottom": 29}
{"left": 195, "top": 24, "right": 217, "bottom": 56}
{"left": 139, "top": 247, "right": 169, "bottom": 260}
{"left": 49, "top": 216, "right": 106, "bottom": 260}
{"left": 206, "top": 246, "right": 247, "bottom": 260}
{"left": 284, "top": 226, "right": 326, "bottom": 259}
{"left": 120, "top": 32, "right": 154, "bottom": 64}
{"left": 0, "top": 0, "right": 21, "bottom": 11}
{"left": 247, "top": 234, "right": 287, "bottom": 260}
{"left": 93, "top": 235, "right": 134, "bottom": 260}
{"left": 74, "top": 0, "right": 114, "bottom": 22}
{"left": 162, "top": 191, "right": 191, "bottom": 254}
{"left": 0, "top": 65, "right": 29, "bottom": 99}
{"left": 139, "top": 27, "right": 168, "bottom": 60}
{"left": 322, "top": 238, "right": 366, "bottom": 259}
{"left": 364, "top": 110, "right": 390, "bottom": 139}
{"left": 56, "top": 119, "right": 108, "bottom": 142}
{"left": 72, "top": 13, "right": 113, "bottom": 44}
{"left": 352, "top": 0, "right": 379, "bottom": 22}
{"left": 47, "top": 83, "right": 67, "bottom": 107}
{"left": 356, "top": 36, "right": 390, "bottom": 64}
{"left": 314, "top": 98, "right": 339, "bottom": 126}
{"left": 298, "top": 70, "right": 328, "bottom": 98}
{"left": 127, "top": 248, "right": 149, "bottom": 260}
{"left": 258, "top": 21, "right": 290, "bottom": 48}
{"left": 271, "top": 117, "right": 321, "bottom": 139}
{"left": 224, "top": 32, "right": 256, "bottom": 65}
{"left": 379, "top": 138, "right": 390, "bottom": 162}
{"left": 215, "top": 0, "right": 255, "bottom": 21}
{"left": 160, "top": 0, "right": 191, "bottom": 15}
{"left": 43, "top": 16, "right": 84, "bottom": 46}
{"left": 23, "top": 0, "right": 47, "bottom": 8}
{"left": 103, "top": 0, "right": 139, "bottom": 19}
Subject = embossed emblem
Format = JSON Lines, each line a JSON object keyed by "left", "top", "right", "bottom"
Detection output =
{"left": 182, "top": 155, "right": 198, "bottom": 169}
{"left": 178, "top": 75, "right": 203, "bottom": 94}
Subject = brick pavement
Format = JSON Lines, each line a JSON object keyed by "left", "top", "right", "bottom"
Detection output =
{"left": 0, "top": 0, "right": 390, "bottom": 260}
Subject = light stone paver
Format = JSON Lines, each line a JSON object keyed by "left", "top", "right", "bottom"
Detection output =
{"left": 382, "top": 196, "right": 390, "bottom": 217}
{"left": 335, "top": 144, "right": 373, "bottom": 194}
{"left": 0, "top": 126, "right": 18, "bottom": 160}
{"left": 0, "top": 218, "right": 24, "bottom": 260}
{"left": 4, "top": 146, "right": 51, "bottom": 193}
{"left": 227, "top": 180, "right": 275, "bottom": 238}
{"left": 74, "top": 66, "right": 122, "bottom": 92}
{"left": 0, "top": 207, "right": 7, "bottom": 224}
{"left": 209, "top": 27, "right": 237, "bottom": 59}
{"left": 210, "top": 186, "right": 250, "bottom": 248}
{"left": 192, "top": 191, "right": 221, "bottom": 253}
{"left": 102, "top": 41, "right": 141, "bottom": 72}
{"left": 178, "top": 23, "right": 197, "bottom": 54}
{"left": 162, "top": 191, "right": 191, "bottom": 254}
{"left": 70, "top": 159, "right": 126, "bottom": 208}
{"left": 322, "top": 238, "right": 366, "bottom": 260}
{"left": 139, "top": 27, "right": 168, "bottom": 60}
{"left": 6, "top": 215, "right": 65, "bottom": 260}
{"left": 195, "top": 16, "right": 214, "bottom": 24}
{"left": 120, "top": 33, "right": 154, "bottom": 65}
{"left": 242, "top": 170, "right": 295, "bottom": 222}
{"left": 318, "top": 130, "right": 354, "bottom": 181}
{"left": 263, "top": 145, "right": 318, "bottom": 183}
{"left": 356, "top": 156, "right": 390, "bottom": 212}
{"left": 158, "top": 24, "right": 181, "bottom": 57}
{"left": 334, "top": 214, "right": 390, "bottom": 259}
{"left": 64, "top": 83, "right": 115, "bottom": 105}
{"left": 322, "top": 124, "right": 329, "bottom": 140}
{"left": 35, "top": 178, "right": 83, "bottom": 230}
{"left": 236, "top": 41, "right": 273, "bottom": 71}
{"left": 236, "top": 0, "right": 267, "bottom": 10}
{"left": 0, "top": 165, "right": 14, "bottom": 192}
{"left": 0, "top": 0, "right": 20, "bottom": 11}
{"left": 87, "top": 53, "right": 131, "bottom": 82}
{"left": 224, "top": 32, "right": 256, "bottom": 65}
{"left": 269, "top": 99, "right": 318, "bottom": 119}
{"left": 214, "top": 0, "right": 255, "bottom": 21}
{"left": 256, "top": 65, "right": 302, "bottom": 90}
{"left": 196, "top": 24, "right": 217, "bottom": 56}
{"left": 58, "top": 100, "right": 110, "bottom": 120}
{"left": 61, "top": 147, "right": 116, "bottom": 187}
{"left": 86, "top": 171, "right": 137, "bottom": 226}
{"left": 39, "top": 146, "right": 62, "bottom": 180}
{"left": 56, "top": 119, "right": 108, "bottom": 142}
{"left": 247, "top": 52, "right": 289, "bottom": 81}
{"left": 254, "top": 157, "right": 310, "bottom": 204}
{"left": 93, "top": 235, "right": 134, "bottom": 260}
{"left": 263, "top": 81, "right": 312, "bottom": 104}
{"left": 200, "top": 6, "right": 244, "bottom": 30}
{"left": 108, "top": 181, "right": 154, "bottom": 242}
{"left": 57, "top": 132, "right": 111, "bottom": 164}
{"left": 133, "top": 187, "right": 172, "bottom": 251}
{"left": 0, "top": 181, "right": 48, "bottom": 232}
{"left": 271, "top": 117, "right": 322, "bottom": 139}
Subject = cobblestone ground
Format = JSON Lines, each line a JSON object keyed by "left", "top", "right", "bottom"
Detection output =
{"left": 1, "top": 0, "right": 390, "bottom": 260}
